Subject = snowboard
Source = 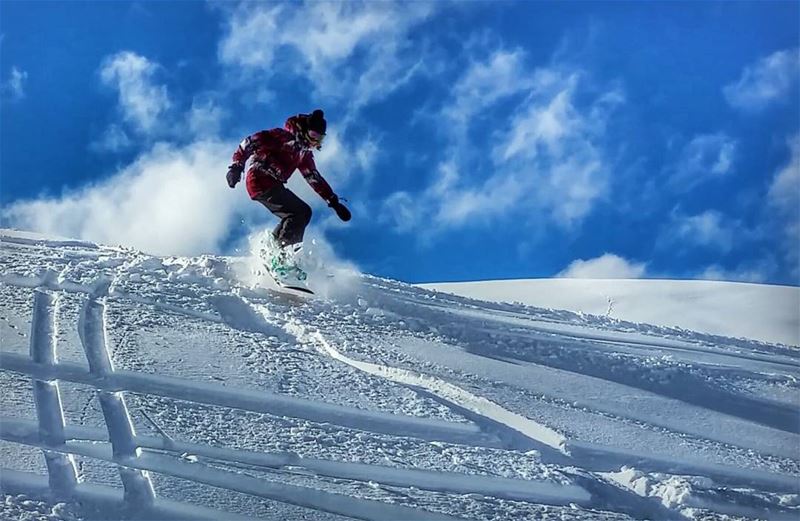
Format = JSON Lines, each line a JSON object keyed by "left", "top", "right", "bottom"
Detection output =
{"left": 269, "top": 271, "right": 314, "bottom": 294}
{"left": 261, "top": 240, "right": 314, "bottom": 295}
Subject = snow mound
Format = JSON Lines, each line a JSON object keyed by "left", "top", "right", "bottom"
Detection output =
{"left": 421, "top": 278, "right": 800, "bottom": 346}
{"left": 1, "top": 228, "right": 798, "bottom": 521}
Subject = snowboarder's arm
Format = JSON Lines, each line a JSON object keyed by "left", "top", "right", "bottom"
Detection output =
{"left": 298, "top": 152, "right": 335, "bottom": 203}
{"left": 230, "top": 133, "right": 260, "bottom": 170}
{"left": 226, "top": 134, "right": 253, "bottom": 188}
{"left": 227, "top": 131, "right": 272, "bottom": 188}
{"left": 299, "top": 154, "right": 351, "bottom": 221}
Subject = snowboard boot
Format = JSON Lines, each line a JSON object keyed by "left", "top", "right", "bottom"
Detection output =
{"left": 268, "top": 241, "right": 307, "bottom": 283}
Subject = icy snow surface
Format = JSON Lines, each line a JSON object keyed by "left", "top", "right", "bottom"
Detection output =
{"left": 1, "top": 228, "right": 798, "bottom": 520}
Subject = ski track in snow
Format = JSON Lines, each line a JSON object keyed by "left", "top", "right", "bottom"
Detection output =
{"left": 77, "top": 278, "right": 156, "bottom": 505}
{"left": 279, "top": 313, "right": 568, "bottom": 453}
{"left": 1, "top": 229, "right": 799, "bottom": 521}
{"left": 29, "top": 289, "right": 79, "bottom": 496}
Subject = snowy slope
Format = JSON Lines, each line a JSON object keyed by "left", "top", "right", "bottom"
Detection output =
{"left": 1, "top": 228, "right": 798, "bottom": 521}
{"left": 421, "top": 278, "right": 800, "bottom": 347}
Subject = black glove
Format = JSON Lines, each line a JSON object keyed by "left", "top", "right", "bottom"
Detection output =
{"left": 226, "top": 165, "right": 242, "bottom": 188}
{"left": 328, "top": 195, "right": 351, "bottom": 222}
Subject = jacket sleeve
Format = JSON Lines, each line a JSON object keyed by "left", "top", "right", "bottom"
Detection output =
{"left": 230, "top": 131, "right": 265, "bottom": 171}
{"left": 298, "top": 152, "right": 335, "bottom": 203}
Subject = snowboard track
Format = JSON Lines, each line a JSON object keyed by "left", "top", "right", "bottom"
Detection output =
{"left": 1, "top": 256, "right": 798, "bottom": 520}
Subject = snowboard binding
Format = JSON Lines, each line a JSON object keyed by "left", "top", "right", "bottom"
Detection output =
{"left": 259, "top": 234, "right": 312, "bottom": 292}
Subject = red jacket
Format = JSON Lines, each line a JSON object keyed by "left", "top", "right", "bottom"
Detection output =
{"left": 230, "top": 116, "right": 335, "bottom": 201}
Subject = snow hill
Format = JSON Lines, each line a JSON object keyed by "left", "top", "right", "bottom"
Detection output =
{"left": 1, "top": 228, "right": 798, "bottom": 521}
{"left": 420, "top": 279, "right": 800, "bottom": 347}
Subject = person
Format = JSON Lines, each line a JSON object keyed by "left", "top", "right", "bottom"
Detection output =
{"left": 225, "top": 110, "right": 351, "bottom": 260}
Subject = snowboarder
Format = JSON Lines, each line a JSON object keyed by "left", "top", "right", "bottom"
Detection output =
{"left": 225, "top": 110, "right": 351, "bottom": 278}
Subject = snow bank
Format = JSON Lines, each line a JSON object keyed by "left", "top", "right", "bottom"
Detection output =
{"left": 421, "top": 278, "right": 800, "bottom": 346}
{"left": 2, "top": 227, "right": 798, "bottom": 521}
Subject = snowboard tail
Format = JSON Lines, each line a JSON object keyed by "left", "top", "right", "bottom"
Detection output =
{"left": 266, "top": 267, "right": 314, "bottom": 294}
{"left": 274, "top": 281, "right": 314, "bottom": 294}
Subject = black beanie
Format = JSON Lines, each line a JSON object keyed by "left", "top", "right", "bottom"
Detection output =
{"left": 307, "top": 109, "right": 326, "bottom": 134}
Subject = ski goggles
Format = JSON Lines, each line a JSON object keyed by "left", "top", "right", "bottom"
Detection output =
{"left": 306, "top": 129, "right": 325, "bottom": 146}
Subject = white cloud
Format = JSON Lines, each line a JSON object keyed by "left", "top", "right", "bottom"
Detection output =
{"left": 724, "top": 48, "right": 800, "bottom": 111}
{"left": 218, "top": 1, "right": 435, "bottom": 109}
{"left": 100, "top": 51, "right": 171, "bottom": 133}
{"left": 313, "top": 130, "right": 367, "bottom": 186}
{"left": 668, "top": 133, "right": 737, "bottom": 192}
{"left": 380, "top": 191, "right": 419, "bottom": 233}
{"left": 699, "top": 264, "right": 770, "bottom": 284}
{"left": 2, "top": 66, "right": 27, "bottom": 100}
{"left": 89, "top": 124, "right": 132, "bottom": 153}
{"left": 495, "top": 72, "right": 619, "bottom": 228}
{"left": 391, "top": 57, "right": 622, "bottom": 233}
{"left": 544, "top": 155, "right": 606, "bottom": 225}
{"left": 768, "top": 134, "right": 800, "bottom": 216}
{"left": 697, "top": 255, "right": 779, "bottom": 284}
{"left": 664, "top": 209, "right": 738, "bottom": 253}
{"left": 767, "top": 135, "right": 800, "bottom": 278}
{"left": 443, "top": 49, "right": 536, "bottom": 130}
{"left": 558, "top": 253, "right": 647, "bottom": 279}
{"left": 498, "top": 78, "right": 580, "bottom": 160}
{"left": 217, "top": 5, "right": 282, "bottom": 70}
{"left": 3, "top": 141, "right": 243, "bottom": 256}
{"left": 431, "top": 163, "right": 523, "bottom": 227}
{"left": 187, "top": 98, "right": 227, "bottom": 138}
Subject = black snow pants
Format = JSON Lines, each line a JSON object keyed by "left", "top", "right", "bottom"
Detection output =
{"left": 254, "top": 185, "right": 312, "bottom": 247}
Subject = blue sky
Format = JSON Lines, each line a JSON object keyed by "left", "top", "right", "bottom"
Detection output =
{"left": 1, "top": 1, "right": 798, "bottom": 285}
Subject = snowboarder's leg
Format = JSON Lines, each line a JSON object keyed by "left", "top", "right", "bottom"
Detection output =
{"left": 255, "top": 186, "right": 312, "bottom": 246}
{"left": 254, "top": 186, "right": 313, "bottom": 286}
